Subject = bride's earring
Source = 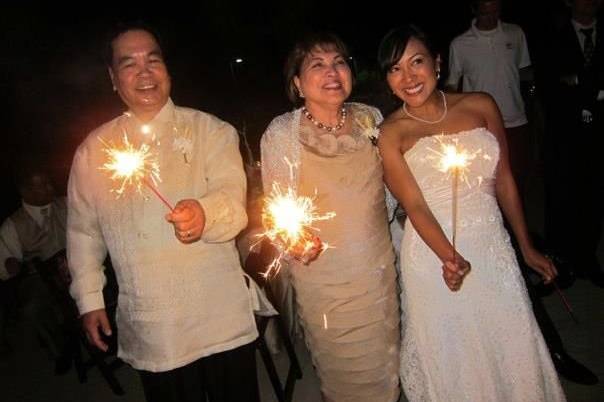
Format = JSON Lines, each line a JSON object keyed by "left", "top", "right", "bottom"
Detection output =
{"left": 436, "top": 69, "right": 441, "bottom": 80}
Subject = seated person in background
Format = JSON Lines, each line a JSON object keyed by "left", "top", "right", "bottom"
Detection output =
{"left": 0, "top": 162, "right": 70, "bottom": 374}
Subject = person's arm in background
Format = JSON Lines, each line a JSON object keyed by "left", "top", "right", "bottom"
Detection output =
{"left": 0, "top": 219, "right": 23, "bottom": 280}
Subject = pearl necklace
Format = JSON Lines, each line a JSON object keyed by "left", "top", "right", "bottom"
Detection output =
{"left": 302, "top": 107, "right": 347, "bottom": 132}
{"left": 403, "top": 90, "right": 447, "bottom": 124}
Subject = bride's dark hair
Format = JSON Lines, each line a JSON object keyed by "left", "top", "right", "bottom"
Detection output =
{"left": 377, "top": 24, "right": 438, "bottom": 76}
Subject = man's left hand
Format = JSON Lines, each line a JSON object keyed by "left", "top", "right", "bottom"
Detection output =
{"left": 166, "top": 199, "right": 205, "bottom": 244}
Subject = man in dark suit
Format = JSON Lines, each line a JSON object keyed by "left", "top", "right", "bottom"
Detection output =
{"left": 545, "top": 0, "right": 604, "bottom": 288}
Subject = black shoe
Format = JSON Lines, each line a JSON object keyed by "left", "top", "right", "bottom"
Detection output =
{"left": 54, "top": 354, "right": 72, "bottom": 375}
{"left": 552, "top": 351, "right": 599, "bottom": 385}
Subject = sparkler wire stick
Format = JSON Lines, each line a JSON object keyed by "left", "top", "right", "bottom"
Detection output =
{"left": 552, "top": 280, "right": 579, "bottom": 324}
{"left": 451, "top": 167, "right": 460, "bottom": 256}
{"left": 142, "top": 177, "right": 174, "bottom": 212}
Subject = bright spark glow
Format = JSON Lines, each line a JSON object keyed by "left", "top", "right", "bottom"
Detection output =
{"left": 255, "top": 181, "right": 335, "bottom": 279}
{"left": 99, "top": 133, "right": 160, "bottom": 197}
{"left": 438, "top": 144, "right": 470, "bottom": 173}
{"left": 141, "top": 124, "right": 151, "bottom": 135}
{"left": 251, "top": 158, "right": 335, "bottom": 278}
{"left": 428, "top": 136, "right": 483, "bottom": 186}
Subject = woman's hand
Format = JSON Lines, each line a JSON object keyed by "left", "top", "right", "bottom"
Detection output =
{"left": 287, "top": 236, "right": 324, "bottom": 265}
{"left": 523, "top": 247, "right": 557, "bottom": 284}
{"left": 442, "top": 255, "right": 471, "bottom": 292}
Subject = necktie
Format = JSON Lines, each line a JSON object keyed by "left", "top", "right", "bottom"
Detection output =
{"left": 580, "top": 28, "right": 594, "bottom": 67}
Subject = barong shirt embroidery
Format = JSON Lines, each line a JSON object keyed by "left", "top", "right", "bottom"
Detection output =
{"left": 67, "top": 99, "right": 257, "bottom": 371}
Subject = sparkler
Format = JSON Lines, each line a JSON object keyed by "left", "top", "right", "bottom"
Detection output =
{"left": 543, "top": 254, "right": 579, "bottom": 324}
{"left": 255, "top": 159, "right": 335, "bottom": 278}
{"left": 99, "top": 133, "right": 174, "bottom": 211}
{"left": 552, "top": 281, "right": 579, "bottom": 324}
{"left": 429, "top": 136, "right": 481, "bottom": 255}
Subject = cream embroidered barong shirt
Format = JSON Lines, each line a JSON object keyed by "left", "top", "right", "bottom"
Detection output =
{"left": 67, "top": 99, "right": 257, "bottom": 372}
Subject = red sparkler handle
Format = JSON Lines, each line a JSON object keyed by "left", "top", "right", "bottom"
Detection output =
{"left": 142, "top": 178, "right": 174, "bottom": 212}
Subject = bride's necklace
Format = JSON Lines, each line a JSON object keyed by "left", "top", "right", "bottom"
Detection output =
{"left": 302, "top": 106, "right": 347, "bottom": 132}
{"left": 403, "top": 90, "right": 447, "bottom": 124}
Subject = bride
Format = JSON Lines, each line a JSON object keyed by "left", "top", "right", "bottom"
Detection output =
{"left": 377, "top": 25, "right": 566, "bottom": 401}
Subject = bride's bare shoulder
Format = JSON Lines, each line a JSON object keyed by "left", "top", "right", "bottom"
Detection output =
{"left": 379, "top": 113, "right": 420, "bottom": 154}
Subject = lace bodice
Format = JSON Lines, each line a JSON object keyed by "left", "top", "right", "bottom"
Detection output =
{"left": 404, "top": 127, "right": 499, "bottom": 212}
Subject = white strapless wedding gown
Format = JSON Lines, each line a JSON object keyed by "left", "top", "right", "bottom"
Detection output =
{"left": 399, "top": 128, "right": 566, "bottom": 401}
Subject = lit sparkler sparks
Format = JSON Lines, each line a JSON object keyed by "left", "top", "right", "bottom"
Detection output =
{"left": 429, "top": 137, "right": 480, "bottom": 186}
{"left": 257, "top": 181, "right": 335, "bottom": 278}
{"left": 99, "top": 133, "right": 174, "bottom": 211}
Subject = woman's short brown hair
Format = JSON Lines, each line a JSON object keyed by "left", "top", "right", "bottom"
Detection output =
{"left": 283, "top": 32, "right": 350, "bottom": 105}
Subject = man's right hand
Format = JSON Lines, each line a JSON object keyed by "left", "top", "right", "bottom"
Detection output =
{"left": 81, "top": 308, "right": 112, "bottom": 352}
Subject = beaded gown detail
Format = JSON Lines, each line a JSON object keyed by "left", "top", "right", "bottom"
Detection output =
{"left": 399, "top": 128, "right": 566, "bottom": 402}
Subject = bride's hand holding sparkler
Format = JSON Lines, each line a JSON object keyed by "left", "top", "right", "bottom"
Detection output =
{"left": 522, "top": 247, "right": 557, "bottom": 284}
{"left": 166, "top": 199, "right": 206, "bottom": 244}
{"left": 442, "top": 255, "right": 471, "bottom": 292}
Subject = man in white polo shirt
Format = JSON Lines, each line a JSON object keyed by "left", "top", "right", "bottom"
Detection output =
{"left": 446, "top": 0, "right": 532, "bottom": 194}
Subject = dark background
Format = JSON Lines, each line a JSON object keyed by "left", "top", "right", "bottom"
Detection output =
{"left": 0, "top": 0, "right": 576, "bottom": 218}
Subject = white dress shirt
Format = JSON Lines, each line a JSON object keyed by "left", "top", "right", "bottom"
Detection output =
{"left": 67, "top": 99, "right": 258, "bottom": 371}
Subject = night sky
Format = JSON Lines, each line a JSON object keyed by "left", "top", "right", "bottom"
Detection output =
{"left": 0, "top": 0, "right": 575, "bottom": 217}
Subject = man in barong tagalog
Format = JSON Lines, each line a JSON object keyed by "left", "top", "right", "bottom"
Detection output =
{"left": 67, "top": 22, "right": 260, "bottom": 402}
